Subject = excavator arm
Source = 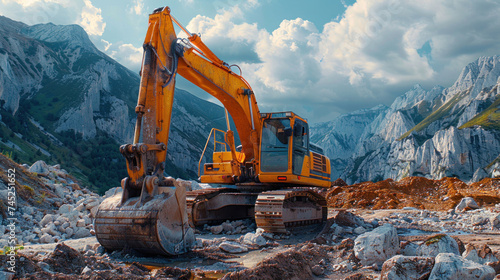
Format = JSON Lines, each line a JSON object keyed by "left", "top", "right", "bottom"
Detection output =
{"left": 95, "top": 7, "right": 262, "bottom": 256}
{"left": 123, "top": 7, "right": 261, "bottom": 188}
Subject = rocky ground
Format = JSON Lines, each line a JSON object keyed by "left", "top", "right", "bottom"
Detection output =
{"left": 3, "top": 154, "right": 500, "bottom": 279}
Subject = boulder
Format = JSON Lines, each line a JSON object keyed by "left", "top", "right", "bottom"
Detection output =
{"left": 455, "top": 197, "right": 480, "bottom": 212}
{"left": 219, "top": 241, "right": 248, "bottom": 254}
{"left": 354, "top": 224, "right": 399, "bottom": 267}
{"left": 54, "top": 184, "right": 68, "bottom": 198}
{"left": 354, "top": 226, "right": 366, "bottom": 235}
{"left": 490, "top": 214, "right": 500, "bottom": 228}
{"left": 429, "top": 253, "right": 495, "bottom": 280}
{"left": 40, "top": 233, "right": 54, "bottom": 244}
{"left": 76, "top": 219, "right": 85, "bottom": 227}
{"left": 104, "top": 187, "right": 122, "bottom": 198}
{"left": 417, "top": 234, "right": 460, "bottom": 257}
{"left": 222, "top": 222, "right": 234, "bottom": 233}
{"left": 39, "top": 214, "right": 55, "bottom": 227}
{"left": 243, "top": 232, "right": 267, "bottom": 247}
{"left": 311, "top": 265, "right": 324, "bottom": 276}
{"left": 333, "top": 210, "right": 370, "bottom": 228}
{"left": 23, "top": 206, "right": 34, "bottom": 215}
{"left": 401, "top": 241, "right": 419, "bottom": 256}
{"left": 210, "top": 225, "right": 223, "bottom": 235}
{"left": 73, "top": 228, "right": 91, "bottom": 238}
{"left": 380, "top": 255, "right": 435, "bottom": 280}
{"left": 472, "top": 215, "right": 489, "bottom": 226}
{"left": 58, "top": 204, "right": 74, "bottom": 214}
{"left": 463, "top": 244, "right": 498, "bottom": 265}
{"left": 29, "top": 160, "right": 50, "bottom": 176}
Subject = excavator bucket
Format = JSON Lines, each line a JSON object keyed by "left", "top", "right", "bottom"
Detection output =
{"left": 94, "top": 185, "right": 195, "bottom": 256}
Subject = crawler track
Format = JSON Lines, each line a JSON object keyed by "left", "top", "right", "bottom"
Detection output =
{"left": 254, "top": 189, "right": 327, "bottom": 233}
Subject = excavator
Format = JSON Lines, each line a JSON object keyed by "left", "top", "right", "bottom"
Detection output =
{"left": 94, "top": 6, "right": 332, "bottom": 256}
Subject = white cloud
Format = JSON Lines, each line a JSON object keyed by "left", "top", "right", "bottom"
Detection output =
{"left": 0, "top": 0, "right": 105, "bottom": 37}
{"left": 79, "top": 0, "right": 105, "bottom": 36}
{"left": 129, "top": 0, "right": 144, "bottom": 15}
{"left": 106, "top": 43, "right": 143, "bottom": 71}
{"left": 186, "top": 5, "right": 262, "bottom": 63}
{"left": 100, "top": 39, "right": 111, "bottom": 51}
{"left": 185, "top": 0, "right": 500, "bottom": 122}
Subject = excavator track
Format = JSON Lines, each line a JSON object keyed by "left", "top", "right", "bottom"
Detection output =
{"left": 186, "top": 188, "right": 258, "bottom": 227}
{"left": 254, "top": 189, "right": 327, "bottom": 233}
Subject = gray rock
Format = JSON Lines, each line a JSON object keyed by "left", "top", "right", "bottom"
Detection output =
{"left": 354, "top": 226, "right": 366, "bottom": 235}
{"left": 40, "top": 233, "right": 54, "bottom": 244}
{"left": 0, "top": 271, "right": 15, "bottom": 280}
{"left": 210, "top": 225, "right": 223, "bottom": 235}
{"left": 471, "top": 215, "right": 489, "bottom": 226}
{"left": 489, "top": 214, "right": 500, "bottom": 227}
{"left": 96, "top": 245, "right": 105, "bottom": 255}
{"left": 73, "top": 228, "right": 91, "bottom": 238}
{"left": 104, "top": 187, "right": 122, "bottom": 198}
{"left": 243, "top": 232, "right": 267, "bottom": 247}
{"left": 455, "top": 197, "right": 480, "bottom": 212}
{"left": 65, "top": 227, "right": 74, "bottom": 237}
{"left": 76, "top": 219, "right": 85, "bottom": 227}
{"left": 417, "top": 234, "right": 460, "bottom": 257}
{"left": 354, "top": 224, "right": 399, "bottom": 266}
{"left": 39, "top": 214, "right": 54, "bottom": 227}
{"left": 311, "top": 264, "right": 324, "bottom": 276}
{"left": 82, "top": 266, "right": 92, "bottom": 275}
{"left": 29, "top": 160, "right": 50, "bottom": 176}
{"left": 380, "top": 255, "right": 435, "bottom": 280}
{"left": 37, "top": 261, "right": 52, "bottom": 273}
{"left": 23, "top": 206, "right": 34, "bottom": 216}
{"left": 222, "top": 222, "right": 234, "bottom": 233}
{"left": 401, "top": 241, "right": 419, "bottom": 256}
{"left": 59, "top": 204, "right": 74, "bottom": 214}
{"left": 85, "top": 200, "right": 100, "bottom": 210}
{"left": 462, "top": 244, "right": 498, "bottom": 265}
{"left": 219, "top": 241, "right": 248, "bottom": 254}
{"left": 429, "top": 253, "right": 495, "bottom": 280}
{"left": 333, "top": 210, "right": 370, "bottom": 228}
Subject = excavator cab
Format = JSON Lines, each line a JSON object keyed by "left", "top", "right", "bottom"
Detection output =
{"left": 199, "top": 111, "right": 331, "bottom": 187}
{"left": 257, "top": 112, "right": 331, "bottom": 188}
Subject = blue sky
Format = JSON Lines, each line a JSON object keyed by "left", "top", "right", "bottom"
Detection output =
{"left": 1, "top": 0, "right": 500, "bottom": 123}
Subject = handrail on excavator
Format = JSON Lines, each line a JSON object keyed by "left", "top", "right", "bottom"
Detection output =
{"left": 198, "top": 128, "right": 228, "bottom": 177}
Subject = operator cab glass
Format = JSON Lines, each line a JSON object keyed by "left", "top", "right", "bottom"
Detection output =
{"left": 260, "top": 118, "right": 291, "bottom": 172}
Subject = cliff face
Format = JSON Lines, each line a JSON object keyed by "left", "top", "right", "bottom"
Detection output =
{"left": 313, "top": 56, "right": 500, "bottom": 184}
{"left": 0, "top": 16, "right": 228, "bottom": 190}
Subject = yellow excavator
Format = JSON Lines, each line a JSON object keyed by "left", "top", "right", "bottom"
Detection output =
{"left": 94, "top": 6, "right": 332, "bottom": 256}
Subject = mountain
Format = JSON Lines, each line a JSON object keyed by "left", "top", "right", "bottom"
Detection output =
{"left": 0, "top": 16, "right": 228, "bottom": 193}
{"left": 313, "top": 56, "right": 500, "bottom": 184}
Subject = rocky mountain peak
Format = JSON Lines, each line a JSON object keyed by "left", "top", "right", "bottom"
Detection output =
{"left": 0, "top": 16, "right": 27, "bottom": 34}
{"left": 21, "top": 23, "right": 96, "bottom": 53}
{"left": 449, "top": 55, "right": 500, "bottom": 99}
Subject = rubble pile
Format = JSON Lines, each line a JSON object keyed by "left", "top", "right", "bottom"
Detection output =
{"left": 0, "top": 160, "right": 102, "bottom": 247}
{"left": 327, "top": 176, "right": 500, "bottom": 211}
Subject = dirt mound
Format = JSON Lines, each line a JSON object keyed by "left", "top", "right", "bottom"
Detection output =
{"left": 221, "top": 243, "right": 328, "bottom": 280}
{"left": 43, "top": 243, "right": 85, "bottom": 274}
{"left": 326, "top": 176, "right": 500, "bottom": 211}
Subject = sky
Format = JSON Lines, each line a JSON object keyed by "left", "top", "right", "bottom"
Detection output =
{"left": 1, "top": 0, "right": 500, "bottom": 123}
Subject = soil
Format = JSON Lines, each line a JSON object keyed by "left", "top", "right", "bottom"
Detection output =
{"left": 326, "top": 176, "right": 500, "bottom": 211}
